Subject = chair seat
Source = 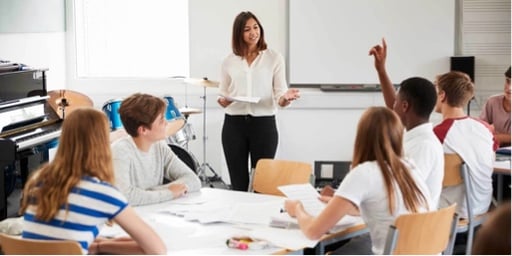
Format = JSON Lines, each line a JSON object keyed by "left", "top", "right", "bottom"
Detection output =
{"left": 456, "top": 212, "right": 489, "bottom": 232}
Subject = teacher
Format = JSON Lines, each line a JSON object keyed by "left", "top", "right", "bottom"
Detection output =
{"left": 217, "top": 11, "right": 300, "bottom": 191}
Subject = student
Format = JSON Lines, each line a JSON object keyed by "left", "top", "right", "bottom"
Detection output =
{"left": 285, "top": 107, "right": 431, "bottom": 255}
{"left": 217, "top": 11, "right": 300, "bottom": 191}
{"left": 480, "top": 66, "right": 511, "bottom": 202}
{"left": 112, "top": 93, "right": 201, "bottom": 206}
{"left": 434, "top": 71, "right": 498, "bottom": 217}
{"left": 479, "top": 66, "right": 511, "bottom": 147}
{"left": 369, "top": 38, "right": 444, "bottom": 207}
{"left": 472, "top": 201, "right": 511, "bottom": 255}
{"left": 19, "top": 108, "right": 166, "bottom": 255}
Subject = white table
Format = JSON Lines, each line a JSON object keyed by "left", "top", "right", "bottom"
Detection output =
{"left": 101, "top": 188, "right": 364, "bottom": 254}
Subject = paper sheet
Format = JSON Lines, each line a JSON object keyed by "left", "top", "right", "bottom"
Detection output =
{"left": 222, "top": 95, "right": 261, "bottom": 103}
{"left": 278, "top": 183, "right": 325, "bottom": 216}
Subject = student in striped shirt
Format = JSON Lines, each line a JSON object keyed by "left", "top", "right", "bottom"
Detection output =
{"left": 19, "top": 108, "right": 166, "bottom": 254}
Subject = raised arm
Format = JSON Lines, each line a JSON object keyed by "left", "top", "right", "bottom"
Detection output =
{"left": 369, "top": 38, "right": 396, "bottom": 109}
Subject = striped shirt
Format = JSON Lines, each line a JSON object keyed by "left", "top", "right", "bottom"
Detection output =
{"left": 22, "top": 176, "right": 128, "bottom": 254}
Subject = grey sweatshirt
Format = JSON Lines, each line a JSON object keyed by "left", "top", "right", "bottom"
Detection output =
{"left": 112, "top": 137, "right": 201, "bottom": 206}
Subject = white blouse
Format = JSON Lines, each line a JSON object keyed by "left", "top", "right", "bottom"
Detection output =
{"left": 219, "top": 49, "right": 288, "bottom": 116}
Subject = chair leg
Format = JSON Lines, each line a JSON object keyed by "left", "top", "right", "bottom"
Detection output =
{"left": 444, "top": 214, "right": 459, "bottom": 255}
{"left": 465, "top": 225, "right": 474, "bottom": 255}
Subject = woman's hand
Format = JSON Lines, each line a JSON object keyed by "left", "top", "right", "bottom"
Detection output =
{"left": 279, "top": 88, "right": 300, "bottom": 106}
{"left": 217, "top": 96, "right": 233, "bottom": 108}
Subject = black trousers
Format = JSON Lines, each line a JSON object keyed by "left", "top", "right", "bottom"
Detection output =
{"left": 221, "top": 114, "right": 278, "bottom": 191}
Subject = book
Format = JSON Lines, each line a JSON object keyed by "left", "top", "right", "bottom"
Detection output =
{"left": 496, "top": 146, "right": 511, "bottom": 155}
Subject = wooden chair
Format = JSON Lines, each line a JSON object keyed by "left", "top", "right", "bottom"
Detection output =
{"left": 443, "top": 154, "right": 490, "bottom": 255}
{"left": 249, "top": 159, "right": 312, "bottom": 196}
{"left": 383, "top": 204, "right": 458, "bottom": 255}
{"left": 0, "top": 233, "right": 83, "bottom": 255}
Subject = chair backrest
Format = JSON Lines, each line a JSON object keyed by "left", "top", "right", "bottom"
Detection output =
{"left": 443, "top": 154, "right": 464, "bottom": 187}
{"left": 0, "top": 233, "right": 83, "bottom": 255}
{"left": 383, "top": 204, "right": 458, "bottom": 255}
{"left": 250, "top": 159, "right": 312, "bottom": 196}
{"left": 441, "top": 154, "right": 486, "bottom": 255}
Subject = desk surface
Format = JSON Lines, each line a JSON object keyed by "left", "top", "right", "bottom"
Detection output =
{"left": 101, "top": 188, "right": 364, "bottom": 254}
{"left": 494, "top": 160, "right": 511, "bottom": 174}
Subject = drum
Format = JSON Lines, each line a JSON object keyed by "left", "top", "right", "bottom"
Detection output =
{"left": 163, "top": 96, "right": 185, "bottom": 136}
{"left": 102, "top": 99, "right": 124, "bottom": 131}
{"left": 168, "top": 122, "right": 195, "bottom": 147}
{"left": 168, "top": 144, "right": 199, "bottom": 173}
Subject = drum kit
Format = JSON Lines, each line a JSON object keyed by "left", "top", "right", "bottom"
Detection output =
{"left": 47, "top": 78, "right": 225, "bottom": 187}
{"left": 48, "top": 90, "right": 94, "bottom": 119}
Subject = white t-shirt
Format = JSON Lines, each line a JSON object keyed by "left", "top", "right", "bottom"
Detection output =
{"left": 404, "top": 123, "right": 444, "bottom": 208}
{"left": 434, "top": 117, "right": 497, "bottom": 218}
{"left": 219, "top": 49, "right": 288, "bottom": 116}
{"left": 335, "top": 160, "right": 431, "bottom": 255}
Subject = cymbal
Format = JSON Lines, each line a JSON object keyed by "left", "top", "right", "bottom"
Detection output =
{"left": 184, "top": 77, "right": 219, "bottom": 88}
{"left": 179, "top": 107, "right": 202, "bottom": 115}
{"left": 48, "top": 89, "right": 93, "bottom": 119}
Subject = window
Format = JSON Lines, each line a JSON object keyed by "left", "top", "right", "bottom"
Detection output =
{"left": 73, "top": 0, "right": 189, "bottom": 78}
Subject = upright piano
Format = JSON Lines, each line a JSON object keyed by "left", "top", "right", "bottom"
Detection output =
{"left": 0, "top": 69, "right": 62, "bottom": 220}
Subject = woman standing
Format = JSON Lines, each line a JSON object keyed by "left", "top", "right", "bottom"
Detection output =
{"left": 19, "top": 108, "right": 166, "bottom": 254}
{"left": 218, "top": 11, "right": 300, "bottom": 191}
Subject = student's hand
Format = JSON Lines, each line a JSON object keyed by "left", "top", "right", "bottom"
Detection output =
{"left": 284, "top": 200, "right": 302, "bottom": 217}
{"left": 217, "top": 96, "right": 233, "bottom": 108}
{"left": 369, "top": 38, "right": 387, "bottom": 73}
{"left": 168, "top": 183, "right": 188, "bottom": 198}
{"left": 318, "top": 195, "right": 333, "bottom": 203}
{"left": 320, "top": 185, "right": 335, "bottom": 197}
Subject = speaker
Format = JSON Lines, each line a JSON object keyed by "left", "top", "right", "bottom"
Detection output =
{"left": 451, "top": 56, "right": 475, "bottom": 82}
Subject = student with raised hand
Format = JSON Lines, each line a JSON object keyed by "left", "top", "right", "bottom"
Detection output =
{"left": 368, "top": 38, "right": 444, "bottom": 208}
{"left": 217, "top": 11, "right": 300, "bottom": 191}
{"left": 479, "top": 66, "right": 511, "bottom": 147}
{"left": 285, "top": 107, "right": 431, "bottom": 255}
{"left": 434, "top": 71, "right": 498, "bottom": 217}
{"left": 112, "top": 93, "right": 201, "bottom": 206}
{"left": 20, "top": 108, "right": 166, "bottom": 255}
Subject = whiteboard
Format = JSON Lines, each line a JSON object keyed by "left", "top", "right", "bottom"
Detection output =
{"left": 289, "top": 0, "right": 455, "bottom": 85}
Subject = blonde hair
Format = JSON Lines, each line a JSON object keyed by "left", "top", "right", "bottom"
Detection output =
{"left": 436, "top": 71, "right": 474, "bottom": 107}
{"left": 20, "top": 107, "right": 114, "bottom": 221}
{"left": 351, "top": 107, "right": 428, "bottom": 214}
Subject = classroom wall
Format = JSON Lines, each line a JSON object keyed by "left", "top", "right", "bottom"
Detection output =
{"left": 0, "top": 0, "right": 508, "bottom": 185}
